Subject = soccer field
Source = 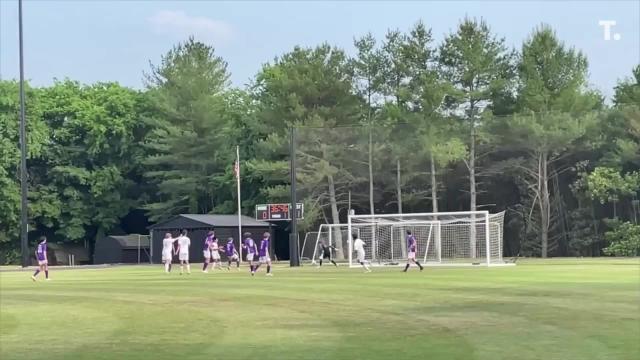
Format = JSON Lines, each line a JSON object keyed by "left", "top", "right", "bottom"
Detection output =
{"left": 1, "top": 259, "right": 638, "bottom": 360}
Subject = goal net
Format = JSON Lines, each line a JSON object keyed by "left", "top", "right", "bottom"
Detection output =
{"left": 347, "top": 211, "right": 507, "bottom": 267}
{"left": 305, "top": 224, "right": 365, "bottom": 264}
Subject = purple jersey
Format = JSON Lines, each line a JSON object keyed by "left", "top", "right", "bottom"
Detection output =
{"left": 259, "top": 238, "right": 270, "bottom": 257}
{"left": 225, "top": 241, "right": 236, "bottom": 256}
{"left": 203, "top": 236, "right": 215, "bottom": 251}
{"left": 36, "top": 241, "right": 47, "bottom": 261}
{"left": 244, "top": 238, "right": 257, "bottom": 254}
{"left": 407, "top": 235, "right": 417, "bottom": 252}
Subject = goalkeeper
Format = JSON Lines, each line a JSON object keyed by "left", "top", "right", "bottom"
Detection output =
{"left": 317, "top": 240, "right": 338, "bottom": 267}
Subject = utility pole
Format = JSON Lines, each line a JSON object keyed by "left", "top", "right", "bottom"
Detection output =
{"left": 289, "top": 127, "right": 300, "bottom": 266}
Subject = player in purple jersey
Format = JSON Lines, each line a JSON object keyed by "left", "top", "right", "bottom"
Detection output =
{"left": 202, "top": 231, "right": 215, "bottom": 273}
{"left": 31, "top": 236, "right": 50, "bottom": 281}
{"left": 403, "top": 230, "right": 424, "bottom": 272}
{"left": 242, "top": 232, "right": 258, "bottom": 275}
{"left": 225, "top": 237, "right": 240, "bottom": 270}
{"left": 254, "top": 232, "right": 273, "bottom": 276}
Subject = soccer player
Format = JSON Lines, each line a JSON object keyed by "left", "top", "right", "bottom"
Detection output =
{"left": 403, "top": 230, "right": 424, "bottom": 272}
{"left": 225, "top": 237, "right": 240, "bottom": 270}
{"left": 353, "top": 233, "right": 371, "bottom": 272}
{"left": 255, "top": 232, "right": 273, "bottom": 276}
{"left": 202, "top": 231, "right": 215, "bottom": 273}
{"left": 242, "top": 232, "right": 258, "bottom": 275}
{"left": 31, "top": 236, "right": 50, "bottom": 281}
{"left": 317, "top": 240, "right": 338, "bottom": 267}
{"left": 210, "top": 235, "right": 223, "bottom": 270}
{"left": 162, "top": 232, "right": 176, "bottom": 273}
{"left": 176, "top": 229, "right": 191, "bottom": 275}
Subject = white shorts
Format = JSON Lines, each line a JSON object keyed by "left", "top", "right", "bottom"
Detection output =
{"left": 246, "top": 253, "right": 254, "bottom": 262}
{"left": 162, "top": 251, "right": 172, "bottom": 261}
{"left": 356, "top": 250, "right": 365, "bottom": 263}
{"left": 38, "top": 260, "right": 48, "bottom": 266}
{"left": 203, "top": 250, "right": 211, "bottom": 259}
{"left": 259, "top": 256, "right": 270, "bottom": 263}
{"left": 228, "top": 254, "right": 238, "bottom": 261}
{"left": 211, "top": 251, "right": 221, "bottom": 261}
{"left": 408, "top": 252, "right": 416, "bottom": 261}
{"left": 179, "top": 252, "right": 189, "bottom": 261}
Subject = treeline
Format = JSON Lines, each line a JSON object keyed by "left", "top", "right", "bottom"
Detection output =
{"left": 1, "top": 19, "right": 638, "bottom": 263}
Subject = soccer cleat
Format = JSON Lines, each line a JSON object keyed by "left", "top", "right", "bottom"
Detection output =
{"left": 266, "top": 273, "right": 273, "bottom": 277}
{"left": 45, "top": 278, "right": 51, "bottom": 281}
{"left": 31, "top": 276, "right": 36, "bottom": 282}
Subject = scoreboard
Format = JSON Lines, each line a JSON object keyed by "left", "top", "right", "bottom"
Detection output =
{"left": 255, "top": 203, "right": 304, "bottom": 221}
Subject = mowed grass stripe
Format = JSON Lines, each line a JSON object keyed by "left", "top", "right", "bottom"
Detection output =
{"left": 1, "top": 260, "right": 638, "bottom": 360}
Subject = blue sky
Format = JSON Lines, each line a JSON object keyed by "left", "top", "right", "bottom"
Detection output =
{"left": 1, "top": 1, "right": 638, "bottom": 101}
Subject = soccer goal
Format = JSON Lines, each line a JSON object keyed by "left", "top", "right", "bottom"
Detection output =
{"left": 347, "top": 211, "right": 508, "bottom": 267}
{"left": 307, "top": 224, "right": 364, "bottom": 264}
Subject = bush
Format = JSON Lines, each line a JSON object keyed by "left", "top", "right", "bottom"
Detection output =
{"left": 603, "top": 221, "right": 640, "bottom": 256}
{"left": 0, "top": 245, "right": 21, "bottom": 265}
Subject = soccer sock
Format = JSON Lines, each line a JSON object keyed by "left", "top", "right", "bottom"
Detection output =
{"left": 203, "top": 262, "right": 208, "bottom": 271}
{"left": 180, "top": 265, "right": 184, "bottom": 274}
{"left": 45, "top": 270, "right": 49, "bottom": 279}
{"left": 416, "top": 261, "right": 423, "bottom": 270}
{"left": 33, "top": 269, "right": 40, "bottom": 277}
{"left": 331, "top": 260, "right": 337, "bottom": 266}
{"left": 236, "top": 260, "right": 240, "bottom": 268}
{"left": 249, "top": 265, "right": 254, "bottom": 273}
{"left": 403, "top": 264, "right": 410, "bottom": 272}
{"left": 319, "top": 259, "right": 323, "bottom": 266}
{"left": 254, "top": 264, "right": 261, "bottom": 271}
{"left": 164, "top": 263, "right": 169, "bottom": 272}
{"left": 267, "top": 265, "right": 271, "bottom": 274}
{"left": 186, "top": 264, "right": 191, "bottom": 273}
{"left": 168, "top": 263, "right": 172, "bottom": 272}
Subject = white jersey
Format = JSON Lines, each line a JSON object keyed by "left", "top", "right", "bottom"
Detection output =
{"left": 162, "top": 238, "right": 174, "bottom": 253}
{"left": 354, "top": 238, "right": 365, "bottom": 253}
{"left": 177, "top": 236, "right": 191, "bottom": 254}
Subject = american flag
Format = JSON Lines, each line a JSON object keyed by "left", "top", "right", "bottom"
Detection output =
{"left": 233, "top": 159, "right": 240, "bottom": 179}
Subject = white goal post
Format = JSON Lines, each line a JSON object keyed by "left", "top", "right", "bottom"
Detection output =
{"left": 347, "top": 211, "right": 508, "bottom": 267}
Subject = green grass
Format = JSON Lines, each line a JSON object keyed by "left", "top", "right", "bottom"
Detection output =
{"left": 1, "top": 259, "right": 639, "bottom": 360}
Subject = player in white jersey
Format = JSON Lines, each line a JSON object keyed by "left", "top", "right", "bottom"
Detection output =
{"left": 176, "top": 229, "right": 191, "bottom": 275}
{"left": 352, "top": 233, "right": 371, "bottom": 272}
{"left": 210, "top": 234, "right": 223, "bottom": 271}
{"left": 162, "top": 233, "right": 177, "bottom": 273}
{"left": 202, "top": 231, "right": 214, "bottom": 273}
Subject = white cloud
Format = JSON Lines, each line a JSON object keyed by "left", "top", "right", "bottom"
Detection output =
{"left": 148, "top": 10, "right": 232, "bottom": 44}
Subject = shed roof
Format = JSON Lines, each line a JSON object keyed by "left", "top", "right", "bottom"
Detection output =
{"left": 148, "top": 214, "right": 270, "bottom": 230}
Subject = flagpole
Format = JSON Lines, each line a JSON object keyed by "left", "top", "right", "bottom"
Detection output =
{"left": 236, "top": 146, "right": 242, "bottom": 262}
{"left": 18, "top": 0, "right": 29, "bottom": 268}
